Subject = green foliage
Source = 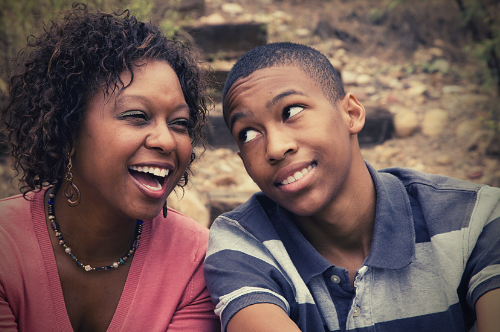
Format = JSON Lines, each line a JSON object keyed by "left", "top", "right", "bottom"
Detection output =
{"left": 458, "top": 0, "right": 500, "bottom": 92}
{"left": 0, "top": 0, "right": 187, "bottom": 78}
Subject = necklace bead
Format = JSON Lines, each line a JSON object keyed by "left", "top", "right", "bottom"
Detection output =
{"left": 47, "top": 191, "right": 143, "bottom": 272}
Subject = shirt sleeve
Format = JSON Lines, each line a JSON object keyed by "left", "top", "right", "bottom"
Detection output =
{"left": 464, "top": 186, "right": 500, "bottom": 309}
{"left": 0, "top": 292, "right": 18, "bottom": 332}
{"left": 167, "top": 259, "right": 221, "bottom": 332}
{"left": 204, "top": 216, "right": 294, "bottom": 332}
{"left": 0, "top": 259, "right": 18, "bottom": 332}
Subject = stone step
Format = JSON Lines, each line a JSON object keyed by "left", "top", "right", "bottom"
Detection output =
{"left": 183, "top": 22, "right": 267, "bottom": 60}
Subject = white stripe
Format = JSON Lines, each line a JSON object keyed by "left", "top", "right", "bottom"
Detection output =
{"left": 206, "top": 216, "right": 278, "bottom": 268}
{"left": 215, "top": 286, "right": 290, "bottom": 317}
{"left": 365, "top": 242, "right": 460, "bottom": 325}
{"left": 263, "top": 239, "right": 316, "bottom": 305}
{"left": 468, "top": 264, "right": 500, "bottom": 306}
{"left": 463, "top": 186, "right": 500, "bottom": 257}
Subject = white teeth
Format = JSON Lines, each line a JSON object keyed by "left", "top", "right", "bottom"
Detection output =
{"left": 143, "top": 177, "right": 162, "bottom": 191}
{"left": 129, "top": 165, "right": 169, "bottom": 178}
{"left": 281, "top": 164, "right": 315, "bottom": 185}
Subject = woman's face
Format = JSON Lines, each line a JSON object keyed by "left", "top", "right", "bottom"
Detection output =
{"left": 70, "top": 59, "right": 193, "bottom": 221}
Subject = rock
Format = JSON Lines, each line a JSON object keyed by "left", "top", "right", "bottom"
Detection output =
{"left": 455, "top": 119, "right": 483, "bottom": 141}
{"left": 183, "top": 22, "right": 267, "bottom": 59}
{"left": 208, "top": 190, "right": 254, "bottom": 225}
{"left": 486, "top": 133, "right": 500, "bottom": 157}
{"left": 466, "top": 167, "right": 483, "bottom": 180}
{"left": 213, "top": 174, "right": 238, "bottom": 186}
{"left": 467, "top": 130, "right": 495, "bottom": 152}
{"left": 221, "top": 3, "right": 244, "bottom": 15}
{"left": 430, "top": 59, "right": 449, "bottom": 73}
{"left": 341, "top": 71, "right": 357, "bottom": 85}
{"left": 358, "top": 107, "right": 394, "bottom": 146}
{"left": 435, "top": 154, "right": 452, "bottom": 166}
{"left": 422, "top": 109, "right": 449, "bottom": 137}
{"left": 199, "top": 13, "right": 225, "bottom": 25}
{"left": 329, "top": 58, "right": 343, "bottom": 71}
{"left": 295, "top": 28, "right": 311, "bottom": 38}
{"left": 442, "top": 85, "right": 462, "bottom": 94}
{"left": 413, "top": 48, "right": 433, "bottom": 63}
{"left": 356, "top": 74, "right": 373, "bottom": 86}
{"left": 407, "top": 83, "right": 427, "bottom": 96}
{"left": 429, "top": 47, "right": 444, "bottom": 57}
{"left": 314, "top": 20, "right": 360, "bottom": 43}
{"left": 168, "top": 190, "right": 211, "bottom": 228}
{"left": 394, "top": 110, "right": 419, "bottom": 138}
{"left": 379, "top": 146, "right": 401, "bottom": 160}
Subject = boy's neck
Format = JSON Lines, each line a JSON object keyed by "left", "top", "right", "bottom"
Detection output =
{"left": 292, "top": 156, "right": 376, "bottom": 275}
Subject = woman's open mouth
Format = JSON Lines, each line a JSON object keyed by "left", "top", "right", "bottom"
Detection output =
{"left": 128, "top": 165, "right": 169, "bottom": 191}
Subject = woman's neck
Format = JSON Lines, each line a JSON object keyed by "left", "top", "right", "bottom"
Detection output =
{"left": 47, "top": 187, "right": 139, "bottom": 266}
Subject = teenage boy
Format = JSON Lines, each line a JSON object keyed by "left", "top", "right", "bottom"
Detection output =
{"left": 203, "top": 42, "right": 500, "bottom": 332}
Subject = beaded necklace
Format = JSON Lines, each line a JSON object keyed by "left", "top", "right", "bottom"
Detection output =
{"left": 47, "top": 191, "right": 143, "bottom": 272}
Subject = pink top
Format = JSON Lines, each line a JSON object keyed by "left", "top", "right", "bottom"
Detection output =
{"left": 0, "top": 189, "right": 220, "bottom": 331}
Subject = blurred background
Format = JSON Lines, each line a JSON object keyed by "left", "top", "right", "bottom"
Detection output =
{"left": 1, "top": 0, "right": 499, "bottom": 227}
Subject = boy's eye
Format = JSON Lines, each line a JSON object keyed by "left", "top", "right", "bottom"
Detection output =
{"left": 238, "top": 128, "right": 260, "bottom": 144}
{"left": 283, "top": 105, "right": 304, "bottom": 120}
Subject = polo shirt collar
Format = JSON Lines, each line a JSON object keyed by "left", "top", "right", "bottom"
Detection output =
{"left": 274, "top": 162, "right": 415, "bottom": 284}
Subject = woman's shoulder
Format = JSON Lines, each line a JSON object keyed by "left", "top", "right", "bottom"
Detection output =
{"left": 0, "top": 192, "right": 35, "bottom": 225}
{"left": 147, "top": 208, "right": 210, "bottom": 267}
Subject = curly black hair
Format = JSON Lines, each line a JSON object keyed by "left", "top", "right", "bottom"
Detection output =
{"left": 1, "top": 3, "right": 209, "bottom": 195}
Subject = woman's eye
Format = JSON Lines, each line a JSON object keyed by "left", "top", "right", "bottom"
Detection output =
{"left": 120, "top": 110, "right": 147, "bottom": 121}
{"left": 238, "top": 129, "right": 260, "bottom": 144}
{"left": 283, "top": 105, "right": 304, "bottom": 120}
{"left": 169, "top": 119, "right": 190, "bottom": 132}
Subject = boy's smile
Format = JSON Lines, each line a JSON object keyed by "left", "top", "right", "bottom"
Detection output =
{"left": 225, "top": 66, "right": 365, "bottom": 219}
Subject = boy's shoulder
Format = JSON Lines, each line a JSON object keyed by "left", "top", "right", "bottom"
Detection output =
{"left": 212, "top": 192, "right": 283, "bottom": 243}
{"left": 379, "top": 166, "right": 484, "bottom": 192}
{"left": 218, "top": 192, "right": 278, "bottom": 223}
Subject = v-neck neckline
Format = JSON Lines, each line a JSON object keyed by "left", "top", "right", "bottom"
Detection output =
{"left": 31, "top": 188, "right": 151, "bottom": 331}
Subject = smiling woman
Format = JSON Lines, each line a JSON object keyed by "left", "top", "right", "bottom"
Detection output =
{"left": 0, "top": 3, "right": 219, "bottom": 332}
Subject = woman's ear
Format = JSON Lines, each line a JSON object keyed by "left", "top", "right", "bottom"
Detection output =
{"left": 340, "top": 93, "right": 365, "bottom": 135}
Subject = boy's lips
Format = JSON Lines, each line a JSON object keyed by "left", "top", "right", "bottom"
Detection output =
{"left": 274, "top": 162, "right": 317, "bottom": 186}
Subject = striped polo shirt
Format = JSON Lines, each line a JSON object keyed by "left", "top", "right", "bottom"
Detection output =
{"left": 204, "top": 163, "right": 500, "bottom": 332}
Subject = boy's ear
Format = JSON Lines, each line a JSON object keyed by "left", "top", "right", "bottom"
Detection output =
{"left": 339, "top": 93, "right": 365, "bottom": 135}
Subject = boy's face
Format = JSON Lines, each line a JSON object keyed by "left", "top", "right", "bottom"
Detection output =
{"left": 224, "top": 66, "right": 364, "bottom": 218}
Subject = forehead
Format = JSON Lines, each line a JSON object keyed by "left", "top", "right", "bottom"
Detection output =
{"left": 224, "top": 66, "right": 320, "bottom": 122}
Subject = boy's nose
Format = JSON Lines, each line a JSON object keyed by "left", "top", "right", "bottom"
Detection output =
{"left": 265, "top": 129, "right": 297, "bottom": 163}
{"left": 145, "top": 123, "right": 176, "bottom": 153}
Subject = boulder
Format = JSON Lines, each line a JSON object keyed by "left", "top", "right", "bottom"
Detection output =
{"left": 394, "top": 109, "right": 419, "bottom": 138}
{"left": 422, "top": 108, "right": 448, "bottom": 137}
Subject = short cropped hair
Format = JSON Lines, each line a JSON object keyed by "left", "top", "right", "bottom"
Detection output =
{"left": 222, "top": 42, "right": 345, "bottom": 117}
{"left": 1, "top": 3, "right": 208, "bottom": 195}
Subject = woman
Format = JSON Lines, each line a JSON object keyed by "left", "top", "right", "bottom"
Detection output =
{"left": 0, "top": 4, "right": 219, "bottom": 331}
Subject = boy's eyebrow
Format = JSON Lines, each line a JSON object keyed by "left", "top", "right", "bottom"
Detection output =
{"left": 266, "top": 89, "right": 307, "bottom": 108}
{"left": 228, "top": 89, "right": 307, "bottom": 132}
{"left": 228, "top": 111, "right": 249, "bottom": 132}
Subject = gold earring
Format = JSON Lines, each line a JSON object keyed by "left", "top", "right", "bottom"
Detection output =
{"left": 163, "top": 200, "right": 168, "bottom": 218}
{"left": 63, "top": 156, "right": 81, "bottom": 207}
